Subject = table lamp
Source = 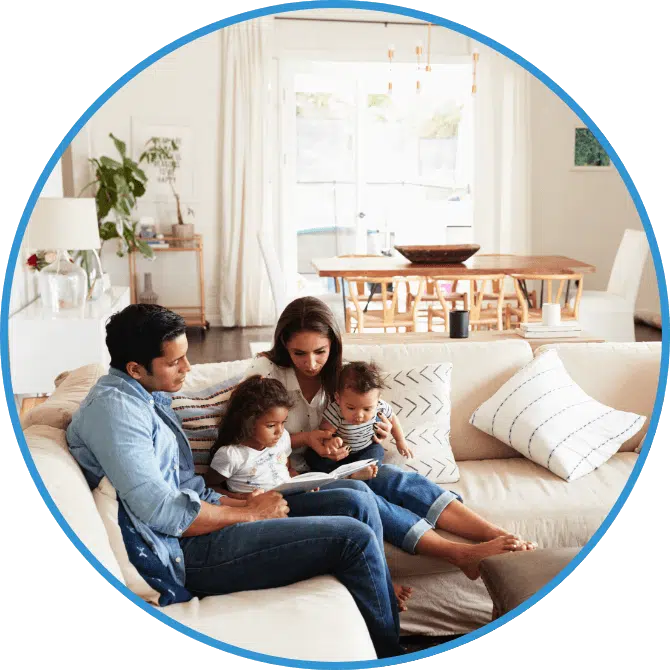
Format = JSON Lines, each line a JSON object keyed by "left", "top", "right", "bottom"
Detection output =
{"left": 25, "top": 198, "right": 101, "bottom": 312}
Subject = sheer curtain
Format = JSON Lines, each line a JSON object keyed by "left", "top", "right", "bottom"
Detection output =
{"left": 473, "top": 46, "right": 531, "bottom": 255}
{"left": 218, "top": 17, "right": 275, "bottom": 327}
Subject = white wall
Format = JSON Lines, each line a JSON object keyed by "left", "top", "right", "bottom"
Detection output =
{"left": 69, "top": 32, "right": 222, "bottom": 323}
{"left": 65, "top": 15, "right": 660, "bottom": 325}
{"left": 529, "top": 77, "right": 659, "bottom": 313}
{"left": 9, "top": 161, "right": 63, "bottom": 316}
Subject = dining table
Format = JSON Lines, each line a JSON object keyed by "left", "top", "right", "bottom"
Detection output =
{"left": 311, "top": 253, "right": 596, "bottom": 320}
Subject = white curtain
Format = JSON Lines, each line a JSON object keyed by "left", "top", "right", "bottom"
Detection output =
{"left": 219, "top": 18, "right": 275, "bottom": 327}
{"left": 473, "top": 46, "right": 531, "bottom": 255}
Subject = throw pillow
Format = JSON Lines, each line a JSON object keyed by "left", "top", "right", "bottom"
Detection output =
{"left": 469, "top": 349, "right": 646, "bottom": 482}
{"left": 171, "top": 378, "right": 241, "bottom": 472}
{"left": 379, "top": 363, "right": 459, "bottom": 483}
{"left": 93, "top": 477, "right": 192, "bottom": 605}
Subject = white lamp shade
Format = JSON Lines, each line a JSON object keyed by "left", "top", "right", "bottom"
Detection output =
{"left": 25, "top": 197, "right": 101, "bottom": 250}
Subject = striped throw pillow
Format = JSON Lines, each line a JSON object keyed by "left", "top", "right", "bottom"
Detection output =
{"left": 469, "top": 349, "right": 645, "bottom": 481}
{"left": 171, "top": 378, "right": 241, "bottom": 473}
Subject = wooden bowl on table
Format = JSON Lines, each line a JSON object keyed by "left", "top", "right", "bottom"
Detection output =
{"left": 394, "top": 244, "right": 480, "bottom": 264}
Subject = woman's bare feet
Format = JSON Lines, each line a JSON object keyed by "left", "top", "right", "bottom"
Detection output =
{"left": 349, "top": 464, "right": 379, "bottom": 481}
{"left": 393, "top": 584, "right": 413, "bottom": 612}
{"left": 448, "top": 535, "right": 521, "bottom": 580}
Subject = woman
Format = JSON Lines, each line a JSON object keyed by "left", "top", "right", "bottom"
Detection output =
{"left": 244, "top": 297, "right": 535, "bottom": 580}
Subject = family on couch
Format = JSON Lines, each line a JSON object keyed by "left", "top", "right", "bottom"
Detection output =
{"left": 65, "top": 298, "right": 536, "bottom": 659}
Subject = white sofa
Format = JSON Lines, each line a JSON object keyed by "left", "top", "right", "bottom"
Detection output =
{"left": 20, "top": 340, "right": 660, "bottom": 659}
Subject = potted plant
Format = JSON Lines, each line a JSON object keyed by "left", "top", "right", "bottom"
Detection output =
{"left": 139, "top": 136, "right": 194, "bottom": 246}
{"left": 75, "top": 133, "right": 154, "bottom": 299}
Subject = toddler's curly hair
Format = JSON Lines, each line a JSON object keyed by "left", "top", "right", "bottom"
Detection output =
{"left": 337, "top": 361, "right": 388, "bottom": 395}
{"left": 211, "top": 375, "right": 294, "bottom": 455}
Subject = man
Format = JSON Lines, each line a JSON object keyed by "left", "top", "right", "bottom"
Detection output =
{"left": 66, "top": 304, "right": 403, "bottom": 659}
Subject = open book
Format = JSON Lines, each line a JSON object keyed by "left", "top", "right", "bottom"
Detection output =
{"left": 272, "top": 459, "right": 378, "bottom": 495}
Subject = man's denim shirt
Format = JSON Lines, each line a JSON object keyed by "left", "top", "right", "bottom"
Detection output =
{"left": 66, "top": 368, "right": 221, "bottom": 585}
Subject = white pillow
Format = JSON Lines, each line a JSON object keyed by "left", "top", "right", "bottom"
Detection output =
{"left": 469, "top": 349, "right": 646, "bottom": 482}
{"left": 380, "top": 363, "right": 459, "bottom": 483}
{"left": 92, "top": 477, "right": 161, "bottom": 605}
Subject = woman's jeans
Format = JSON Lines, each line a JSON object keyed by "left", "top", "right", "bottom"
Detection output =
{"left": 180, "top": 481, "right": 404, "bottom": 659}
{"left": 305, "top": 447, "right": 462, "bottom": 554}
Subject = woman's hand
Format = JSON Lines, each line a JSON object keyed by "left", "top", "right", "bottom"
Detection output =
{"left": 372, "top": 412, "right": 393, "bottom": 443}
{"left": 307, "top": 429, "right": 350, "bottom": 461}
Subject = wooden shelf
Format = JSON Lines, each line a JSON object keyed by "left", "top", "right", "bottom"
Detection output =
{"left": 128, "top": 234, "right": 209, "bottom": 331}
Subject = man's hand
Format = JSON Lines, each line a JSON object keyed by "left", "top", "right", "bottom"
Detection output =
{"left": 245, "top": 491, "right": 289, "bottom": 521}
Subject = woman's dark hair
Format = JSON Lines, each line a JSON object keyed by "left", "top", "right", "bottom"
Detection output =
{"left": 338, "top": 361, "right": 388, "bottom": 395}
{"left": 212, "top": 376, "right": 294, "bottom": 454}
{"left": 263, "top": 297, "right": 343, "bottom": 400}
{"left": 106, "top": 304, "right": 186, "bottom": 373}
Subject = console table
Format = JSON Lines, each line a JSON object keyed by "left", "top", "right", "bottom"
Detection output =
{"left": 8, "top": 287, "right": 131, "bottom": 409}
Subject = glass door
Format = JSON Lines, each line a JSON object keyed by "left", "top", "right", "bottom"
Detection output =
{"left": 280, "top": 60, "right": 474, "bottom": 280}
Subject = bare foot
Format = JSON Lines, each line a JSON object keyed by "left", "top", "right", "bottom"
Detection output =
{"left": 393, "top": 584, "right": 413, "bottom": 612}
{"left": 449, "top": 535, "right": 520, "bottom": 580}
{"left": 349, "top": 464, "right": 379, "bottom": 481}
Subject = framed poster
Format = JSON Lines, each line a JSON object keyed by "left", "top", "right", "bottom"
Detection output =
{"left": 131, "top": 119, "right": 196, "bottom": 201}
{"left": 572, "top": 123, "right": 613, "bottom": 171}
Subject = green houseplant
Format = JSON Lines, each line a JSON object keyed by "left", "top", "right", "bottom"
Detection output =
{"left": 81, "top": 133, "right": 155, "bottom": 259}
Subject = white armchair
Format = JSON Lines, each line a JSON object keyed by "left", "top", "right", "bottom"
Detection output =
{"left": 577, "top": 229, "right": 649, "bottom": 342}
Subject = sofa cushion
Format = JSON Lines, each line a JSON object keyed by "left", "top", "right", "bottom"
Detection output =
{"left": 163, "top": 575, "right": 376, "bottom": 661}
{"left": 380, "top": 363, "right": 459, "bottom": 483}
{"left": 21, "top": 363, "right": 107, "bottom": 430}
{"left": 343, "top": 340, "right": 534, "bottom": 460}
{"left": 469, "top": 349, "right": 645, "bottom": 481}
{"left": 385, "top": 453, "right": 636, "bottom": 578}
{"left": 92, "top": 477, "right": 163, "bottom": 605}
{"left": 536, "top": 342, "right": 660, "bottom": 452}
{"left": 24, "top": 424, "right": 124, "bottom": 584}
{"left": 480, "top": 548, "right": 580, "bottom": 617}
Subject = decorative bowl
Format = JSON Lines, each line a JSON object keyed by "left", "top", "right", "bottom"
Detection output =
{"left": 394, "top": 244, "right": 481, "bottom": 264}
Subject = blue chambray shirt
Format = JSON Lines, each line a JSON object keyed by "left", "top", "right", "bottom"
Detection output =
{"left": 66, "top": 368, "right": 221, "bottom": 585}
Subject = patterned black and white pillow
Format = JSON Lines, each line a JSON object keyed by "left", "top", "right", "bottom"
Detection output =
{"left": 380, "top": 363, "right": 459, "bottom": 483}
{"left": 469, "top": 349, "right": 646, "bottom": 482}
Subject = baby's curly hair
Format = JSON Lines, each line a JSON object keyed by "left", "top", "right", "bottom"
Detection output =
{"left": 211, "top": 375, "right": 294, "bottom": 455}
{"left": 337, "top": 361, "right": 388, "bottom": 395}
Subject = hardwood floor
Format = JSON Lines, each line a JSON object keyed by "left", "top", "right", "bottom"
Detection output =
{"left": 186, "top": 323, "right": 662, "bottom": 365}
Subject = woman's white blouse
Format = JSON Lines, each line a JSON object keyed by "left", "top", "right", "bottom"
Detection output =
{"left": 243, "top": 356, "right": 328, "bottom": 470}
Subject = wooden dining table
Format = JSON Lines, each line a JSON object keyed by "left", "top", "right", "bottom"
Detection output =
{"left": 311, "top": 253, "right": 596, "bottom": 319}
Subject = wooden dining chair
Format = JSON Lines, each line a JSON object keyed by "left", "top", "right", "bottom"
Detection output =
{"left": 345, "top": 276, "right": 426, "bottom": 333}
{"left": 428, "top": 275, "right": 506, "bottom": 331}
{"left": 408, "top": 277, "right": 468, "bottom": 319}
{"left": 426, "top": 276, "right": 470, "bottom": 332}
{"left": 505, "top": 273, "right": 584, "bottom": 329}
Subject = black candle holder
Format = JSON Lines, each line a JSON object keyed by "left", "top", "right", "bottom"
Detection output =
{"left": 449, "top": 310, "right": 470, "bottom": 338}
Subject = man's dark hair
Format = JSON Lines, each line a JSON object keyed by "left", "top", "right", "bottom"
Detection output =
{"left": 106, "top": 304, "right": 186, "bottom": 373}
{"left": 337, "top": 361, "right": 388, "bottom": 395}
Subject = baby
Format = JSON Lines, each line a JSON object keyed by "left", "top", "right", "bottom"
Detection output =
{"left": 305, "top": 361, "right": 413, "bottom": 479}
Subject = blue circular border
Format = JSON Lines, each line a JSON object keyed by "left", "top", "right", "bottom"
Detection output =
{"left": 2, "top": 1, "right": 667, "bottom": 668}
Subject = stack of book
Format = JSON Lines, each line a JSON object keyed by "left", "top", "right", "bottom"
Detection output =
{"left": 517, "top": 322, "right": 582, "bottom": 339}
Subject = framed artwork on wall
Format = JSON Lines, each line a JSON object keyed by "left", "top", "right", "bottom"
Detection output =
{"left": 571, "top": 123, "right": 613, "bottom": 171}
{"left": 131, "top": 119, "right": 196, "bottom": 201}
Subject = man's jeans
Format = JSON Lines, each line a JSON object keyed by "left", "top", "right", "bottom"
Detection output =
{"left": 180, "top": 481, "right": 404, "bottom": 659}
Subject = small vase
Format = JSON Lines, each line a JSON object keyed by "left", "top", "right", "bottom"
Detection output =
{"left": 139, "top": 273, "right": 159, "bottom": 305}
{"left": 172, "top": 222, "right": 195, "bottom": 248}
